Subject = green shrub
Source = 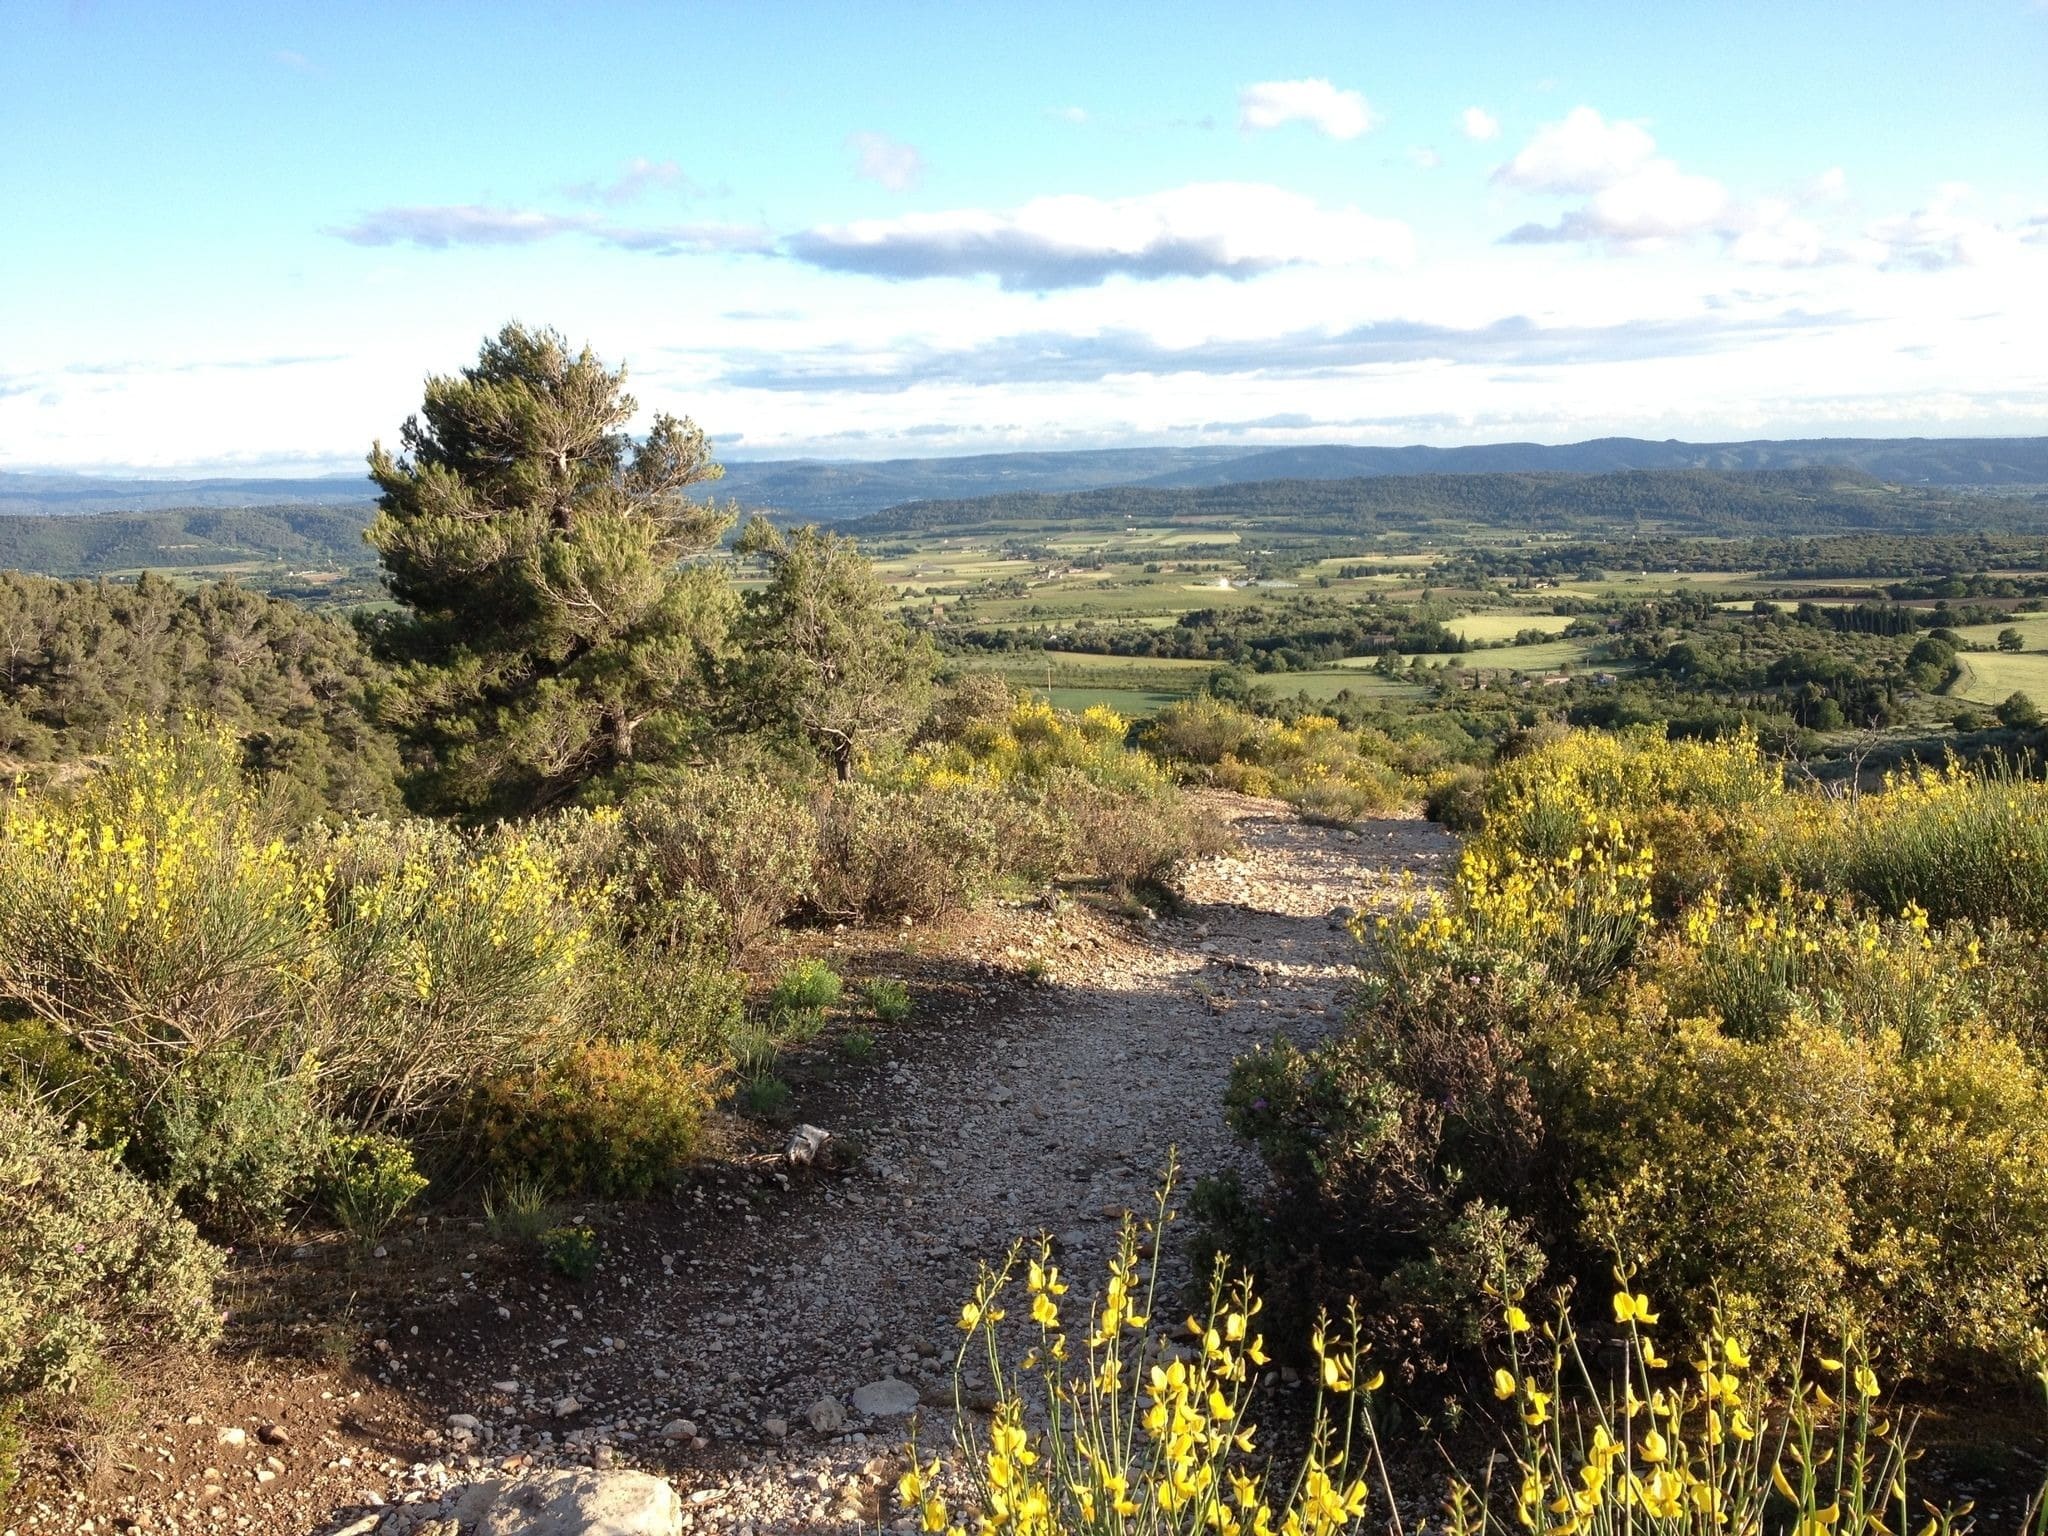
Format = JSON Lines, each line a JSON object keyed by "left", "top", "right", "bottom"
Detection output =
{"left": 861, "top": 978, "right": 911, "bottom": 1026}
{"left": 319, "top": 1132, "right": 429, "bottom": 1239}
{"left": 1031, "top": 772, "right": 1201, "bottom": 893}
{"left": 624, "top": 768, "right": 817, "bottom": 955}
{"left": 583, "top": 889, "right": 744, "bottom": 1061}
{"left": 0, "top": 722, "right": 318, "bottom": 1106}
{"left": 0, "top": 723, "right": 608, "bottom": 1165}
{"left": 1422, "top": 763, "right": 1488, "bottom": 832}
{"left": 1230, "top": 729, "right": 2048, "bottom": 1389}
{"left": 768, "top": 959, "right": 842, "bottom": 1032}
{"left": 469, "top": 1040, "right": 717, "bottom": 1200}
{"left": 135, "top": 1050, "right": 329, "bottom": 1233}
{"left": 539, "top": 1224, "right": 598, "bottom": 1280}
{"left": 814, "top": 779, "right": 1015, "bottom": 920}
{"left": 736, "top": 1073, "right": 792, "bottom": 1119}
{"left": 1141, "top": 694, "right": 1261, "bottom": 768}
{"left": 1218, "top": 962, "right": 1553, "bottom": 1369}
{"left": 1774, "top": 761, "right": 2048, "bottom": 931}
{"left": 1, "top": 1096, "right": 224, "bottom": 1397}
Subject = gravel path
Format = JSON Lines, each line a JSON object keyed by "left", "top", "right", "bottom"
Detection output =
{"left": 292, "top": 797, "right": 1453, "bottom": 1536}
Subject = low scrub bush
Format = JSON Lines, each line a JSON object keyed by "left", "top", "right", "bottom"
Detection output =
{"left": 467, "top": 1040, "right": 718, "bottom": 1200}
{"left": 623, "top": 768, "right": 817, "bottom": 955}
{"left": 1, "top": 1095, "right": 223, "bottom": 1397}
{"left": 914, "top": 695, "right": 1163, "bottom": 795}
{"left": 133, "top": 1050, "right": 328, "bottom": 1232}
{"left": 1030, "top": 770, "right": 1201, "bottom": 894}
{"left": 539, "top": 1224, "right": 598, "bottom": 1281}
{"left": 315, "top": 815, "right": 597, "bottom": 1128}
{"left": 1773, "top": 759, "right": 2048, "bottom": 930}
{"left": 0, "top": 722, "right": 670, "bottom": 1233}
{"left": 814, "top": 778, "right": 1017, "bottom": 920}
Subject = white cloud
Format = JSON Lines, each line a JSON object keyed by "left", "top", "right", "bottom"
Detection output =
{"left": 560, "top": 157, "right": 695, "bottom": 206}
{"left": 1804, "top": 167, "right": 1850, "bottom": 205}
{"left": 1460, "top": 106, "right": 1500, "bottom": 141}
{"left": 1410, "top": 146, "right": 1442, "bottom": 170}
{"left": 1496, "top": 105, "right": 1657, "bottom": 194}
{"left": 1867, "top": 184, "right": 2016, "bottom": 270}
{"left": 1237, "top": 78, "right": 1379, "bottom": 140}
{"left": 1048, "top": 105, "right": 1089, "bottom": 125}
{"left": 847, "top": 131, "right": 925, "bottom": 193}
{"left": 786, "top": 182, "right": 1414, "bottom": 289}
{"left": 1498, "top": 107, "right": 1747, "bottom": 252}
{"left": 325, "top": 203, "right": 771, "bottom": 255}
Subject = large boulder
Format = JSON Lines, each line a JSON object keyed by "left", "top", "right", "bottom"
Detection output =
{"left": 454, "top": 1470, "right": 681, "bottom": 1536}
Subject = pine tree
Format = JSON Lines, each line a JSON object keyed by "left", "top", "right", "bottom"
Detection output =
{"left": 365, "top": 324, "right": 735, "bottom": 815}
{"left": 735, "top": 518, "right": 934, "bottom": 779}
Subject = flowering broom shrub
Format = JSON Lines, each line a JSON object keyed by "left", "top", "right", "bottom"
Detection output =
{"left": 909, "top": 1175, "right": 2048, "bottom": 1536}
{"left": 0, "top": 719, "right": 735, "bottom": 1231}
{"left": 1145, "top": 698, "right": 1409, "bottom": 821}
{"left": 1226, "top": 726, "right": 2048, "bottom": 1393}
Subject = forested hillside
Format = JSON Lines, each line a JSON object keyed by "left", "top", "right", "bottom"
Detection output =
{"left": 0, "top": 503, "right": 373, "bottom": 575}
{"left": 850, "top": 464, "right": 2048, "bottom": 538}
{"left": 0, "top": 569, "right": 401, "bottom": 812}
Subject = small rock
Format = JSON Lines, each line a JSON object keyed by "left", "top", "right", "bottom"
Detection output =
{"left": 658, "top": 1419, "right": 697, "bottom": 1442}
{"left": 553, "top": 1396, "right": 584, "bottom": 1417}
{"left": 805, "top": 1397, "right": 847, "bottom": 1434}
{"left": 258, "top": 1423, "right": 289, "bottom": 1446}
{"left": 216, "top": 1427, "right": 248, "bottom": 1448}
{"left": 785, "top": 1124, "right": 831, "bottom": 1165}
{"left": 762, "top": 1417, "right": 788, "bottom": 1440}
{"left": 491, "top": 1380, "right": 520, "bottom": 1395}
{"left": 851, "top": 1378, "right": 921, "bottom": 1418}
{"left": 448, "top": 1414, "right": 484, "bottom": 1435}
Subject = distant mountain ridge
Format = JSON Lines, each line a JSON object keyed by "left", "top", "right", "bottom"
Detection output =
{"left": 844, "top": 465, "right": 2048, "bottom": 541}
{"left": 3, "top": 435, "right": 2043, "bottom": 523}
{"left": 1132, "top": 437, "right": 2048, "bottom": 490}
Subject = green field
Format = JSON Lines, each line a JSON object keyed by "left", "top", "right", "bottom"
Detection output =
{"left": 1446, "top": 611, "right": 1575, "bottom": 642}
{"left": 1953, "top": 651, "right": 2048, "bottom": 705}
{"left": 1953, "top": 615, "right": 2048, "bottom": 650}
{"left": 1268, "top": 671, "right": 1430, "bottom": 703}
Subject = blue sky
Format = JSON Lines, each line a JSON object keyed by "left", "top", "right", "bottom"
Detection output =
{"left": 3, "top": 0, "right": 2044, "bottom": 472}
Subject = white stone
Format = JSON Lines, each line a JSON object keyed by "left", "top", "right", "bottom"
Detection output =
{"left": 216, "top": 1427, "right": 248, "bottom": 1447}
{"left": 455, "top": 1470, "right": 682, "bottom": 1536}
{"left": 805, "top": 1397, "right": 847, "bottom": 1433}
{"left": 851, "top": 1378, "right": 920, "bottom": 1417}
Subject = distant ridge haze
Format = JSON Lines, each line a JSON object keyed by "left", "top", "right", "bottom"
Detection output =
{"left": 3, "top": 435, "right": 2044, "bottom": 522}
